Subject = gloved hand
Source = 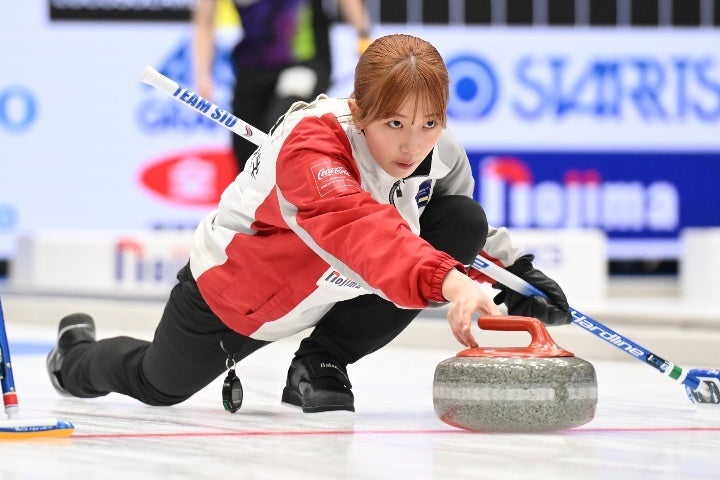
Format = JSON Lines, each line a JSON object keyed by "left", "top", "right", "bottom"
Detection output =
{"left": 493, "top": 254, "right": 572, "bottom": 326}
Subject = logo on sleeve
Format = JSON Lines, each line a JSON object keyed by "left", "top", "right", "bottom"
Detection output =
{"left": 317, "top": 268, "right": 364, "bottom": 291}
{"left": 415, "top": 180, "right": 432, "bottom": 208}
{"left": 310, "top": 159, "right": 358, "bottom": 197}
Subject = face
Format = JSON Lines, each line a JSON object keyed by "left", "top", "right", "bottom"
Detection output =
{"left": 360, "top": 95, "right": 443, "bottom": 179}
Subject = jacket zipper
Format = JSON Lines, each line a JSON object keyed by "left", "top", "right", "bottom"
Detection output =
{"left": 389, "top": 172, "right": 431, "bottom": 205}
{"left": 389, "top": 179, "right": 403, "bottom": 204}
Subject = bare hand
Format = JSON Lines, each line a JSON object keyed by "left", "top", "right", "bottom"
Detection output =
{"left": 196, "top": 76, "right": 213, "bottom": 102}
{"left": 442, "top": 269, "right": 501, "bottom": 347}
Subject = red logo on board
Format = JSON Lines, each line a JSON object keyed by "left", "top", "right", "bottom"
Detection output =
{"left": 139, "top": 148, "right": 238, "bottom": 206}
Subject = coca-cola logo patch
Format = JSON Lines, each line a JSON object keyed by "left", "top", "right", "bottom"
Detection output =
{"left": 310, "top": 159, "right": 358, "bottom": 197}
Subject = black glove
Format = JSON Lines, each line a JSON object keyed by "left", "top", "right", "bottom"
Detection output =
{"left": 493, "top": 254, "right": 572, "bottom": 326}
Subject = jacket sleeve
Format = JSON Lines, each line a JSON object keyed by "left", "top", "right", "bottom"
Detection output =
{"left": 275, "top": 115, "right": 463, "bottom": 308}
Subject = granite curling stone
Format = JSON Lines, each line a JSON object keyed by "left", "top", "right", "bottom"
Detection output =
{"left": 433, "top": 316, "right": 597, "bottom": 433}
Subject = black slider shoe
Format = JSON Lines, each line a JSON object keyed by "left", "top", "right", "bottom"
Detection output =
{"left": 281, "top": 353, "right": 354, "bottom": 413}
{"left": 46, "top": 313, "right": 96, "bottom": 396}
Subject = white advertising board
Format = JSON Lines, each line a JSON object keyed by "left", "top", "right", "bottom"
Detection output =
{"left": 0, "top": 2, "right": 235, "bottom": 258}
{"left": 331, "top": 25, "right": 720, "bottom": 150}
{"left": 2, "top": 5, "right": 719, "bottom": 267}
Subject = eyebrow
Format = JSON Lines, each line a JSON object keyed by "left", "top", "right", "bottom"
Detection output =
{"left": 388, "top": 112, "right": 440, "bottom": 119}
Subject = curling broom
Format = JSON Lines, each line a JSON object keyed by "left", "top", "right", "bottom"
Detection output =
{"left": 471, "top": 255, "right": 720, "bottom": 405}
{"left": 0, "top": 297, "right": 74, "bottom": 438}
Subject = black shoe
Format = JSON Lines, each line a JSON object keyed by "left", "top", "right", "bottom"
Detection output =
{"left": 281, "top": 353, "right": 355, "bottom": 413}
{"left": 46, "top": 313, "right": 96, "bottom": 397}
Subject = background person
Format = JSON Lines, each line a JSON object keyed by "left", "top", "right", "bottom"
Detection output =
{"left": 193, "top": 0, "right": 372, "bottom": 172}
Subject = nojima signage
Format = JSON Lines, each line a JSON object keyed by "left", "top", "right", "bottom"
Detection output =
{"left": 468, "top": 151, "right": 720, "bottom": 260}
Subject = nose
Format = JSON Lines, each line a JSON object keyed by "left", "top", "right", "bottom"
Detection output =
{"left": 400, "top": 133, "right": 421, "bottom": 155}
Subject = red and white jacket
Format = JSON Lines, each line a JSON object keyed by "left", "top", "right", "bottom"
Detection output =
{"left": 190, "top": 96, "right": 522, "bottom": 341}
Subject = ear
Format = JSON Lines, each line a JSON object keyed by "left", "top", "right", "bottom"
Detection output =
{"left": 348, "top": 98, "right": 363, "bottom": 129}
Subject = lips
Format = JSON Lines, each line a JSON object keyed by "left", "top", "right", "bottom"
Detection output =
{"left": 396, "top": 160, "right": 416, "bottom": 169}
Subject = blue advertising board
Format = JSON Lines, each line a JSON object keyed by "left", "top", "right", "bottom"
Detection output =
{"left": 468, "top": 151, "right": 720, "bottom": 259}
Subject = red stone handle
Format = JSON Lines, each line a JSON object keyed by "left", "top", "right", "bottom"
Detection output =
{"left": 457, "top": 315, "right": 574, "bottom": 358}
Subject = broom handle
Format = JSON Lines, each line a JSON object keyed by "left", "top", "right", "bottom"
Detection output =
{"left": 0, "top": 298, "right": 19, "bottom": 419}
{"left": 470, "top": 255, "right": 701, "bottom": 391}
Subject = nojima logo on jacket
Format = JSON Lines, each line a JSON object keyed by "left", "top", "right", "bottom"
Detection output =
{"left": 318, "top": 269, "right": 363, "bottom": 291}
{"left": 139, "top": 148, "right": 238, "bottom": 206}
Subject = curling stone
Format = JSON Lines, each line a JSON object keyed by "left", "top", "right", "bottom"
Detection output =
{"left": 433, "top": 316, "right": 597, "bottom": 433}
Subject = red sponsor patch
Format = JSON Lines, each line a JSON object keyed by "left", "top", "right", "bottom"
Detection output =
{"left": 310, "top": 158, "right": 358, "bottom": 197}
{"left": 139, "top": 148, "right": 238, "bottom": 206}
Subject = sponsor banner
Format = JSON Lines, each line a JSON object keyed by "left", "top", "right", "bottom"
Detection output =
{"left": 11, "top": 230, "right": 193, "bottom": 295}
{"left": 49, "top": 0, "right": 193, "bottom": 22}
{"left": 0, "top": 85, "right": 37, "bottom": 134}
{"left": 330, "top": 26, "right": 720, "bottom": 149}
{"left": 140, "top": 149, "right": 237, "bottom": 206}
{"left": 328, "top": 25, "right": 720, "bottom": 261}
{"left": 469, "top": 151, "right": 720, "bottom": 259}
{"left": 2, "top": 7, "right": 719, "bottom": 266}
{"left": 504, "top": 229, "right": 607, "bottom": 304}
{"left": 1, "top": 2, "right": 238, "bottom": 259}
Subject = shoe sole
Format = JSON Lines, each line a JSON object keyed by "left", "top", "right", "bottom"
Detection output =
{"left": 301, "top": 404, "right": 355, "bottom": 413}
{"left": 45, "top": 347, "right": 72, "bottom": 397}
{"left": 47, "top": 313, "right": 96, "bottom": 398}
{"left": 281, "top": 387, "right": 354, "bottom": 413}
{"left": 281, "top": 387, "right": 302, "bottom": 408}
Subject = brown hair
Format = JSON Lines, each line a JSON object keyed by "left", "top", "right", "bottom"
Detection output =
{"left": 351, "top": 34, "right": 449, "bottom": 130}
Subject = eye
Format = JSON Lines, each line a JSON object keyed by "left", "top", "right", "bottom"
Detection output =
{"left": 424, "top": 119, "right": 438, "bottom": 129}
{"left": 387, "top": 120, "right": 402, "bottom": 129}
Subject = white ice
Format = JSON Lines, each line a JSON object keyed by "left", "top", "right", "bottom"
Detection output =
{"left": 1, "top": 294, "right": 719, "bottom": 480}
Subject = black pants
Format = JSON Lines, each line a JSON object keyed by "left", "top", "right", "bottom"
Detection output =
{"left": 60, "top": 195, "right": 488, "bottom": 405}
{"left": 232, "top": 58, "right": 331, "bottom": 172}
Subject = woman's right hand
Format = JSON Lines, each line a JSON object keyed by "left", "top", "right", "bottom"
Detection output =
{"left": 441, "top": 268, "right": 501, "bottom": 348}
{"left": 196, "top": 75, "right": 214, "bottom": 102}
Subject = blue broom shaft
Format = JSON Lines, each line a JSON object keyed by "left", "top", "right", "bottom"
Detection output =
{"left": 470, "top": 255, "right": 701, "bottom": 390}
{"left": 0, "top": 298, "right": 19, "bottom": 417}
